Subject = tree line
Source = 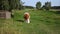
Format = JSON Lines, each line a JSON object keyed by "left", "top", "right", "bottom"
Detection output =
{"left": 0, "top": 0, "right": 23, "bottom": 11}
{"left": 1, "top": 0, "right": 59, "bottom": 11}
{"left": 51, "top": 6, "right": 60, "bottom": 9}
{"left": 36, "top": 1, "right": 51, "bottom": 10}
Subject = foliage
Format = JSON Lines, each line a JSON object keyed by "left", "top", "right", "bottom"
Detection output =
{"left": 36, "top": 1, "right": 41, "bottom": 10}
{"left": 0, "top": 0, "right": 23, "bottom": 11}
{"left": 44, "top": 2, "right": 51, "bottom": 10}
{"left": 0, "top": 0, "right": 10, "bottom": 10}
{"left": 8, "top": 0, "right": 22, "bottom": 10}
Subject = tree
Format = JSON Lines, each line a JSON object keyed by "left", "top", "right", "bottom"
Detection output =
{"left": 19, "top": 0, "right": 24, "bottom": 9}
{"left": 0, "top": 0, "right": 10, "bottom": 10}
{"left": 8, "top": 0, "right": 21, "bottom": 10}
{"left": 36, "top": 1, "right": 41, "bottom": 10}
{"left": 45, "top": 2, "right": 51, "bottom": 10}
{"left": 0, "top": 0, "right": 2, "bottom": 10}
{"left": 0, "top": 0, "right": 23, "bottom": 11}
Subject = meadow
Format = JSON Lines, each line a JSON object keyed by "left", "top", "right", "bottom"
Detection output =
{"left": 0, "top": 9, "right": 60, "bottom": 34}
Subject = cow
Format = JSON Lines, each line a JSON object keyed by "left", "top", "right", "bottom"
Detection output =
{"left": 24, "top": 12, "right": 30, "bottom": 23}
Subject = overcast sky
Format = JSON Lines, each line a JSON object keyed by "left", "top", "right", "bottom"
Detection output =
{"left": 21, "top": 0, "right": 60, "bottom": 7}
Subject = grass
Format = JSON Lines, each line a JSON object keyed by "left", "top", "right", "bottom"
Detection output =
{"left": 0, "top": 9, "right": 60, "bottom": 34}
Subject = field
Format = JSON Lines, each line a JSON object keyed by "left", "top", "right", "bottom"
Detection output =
{"left": 0, "top": 9, "right": 60, "bottom": 34}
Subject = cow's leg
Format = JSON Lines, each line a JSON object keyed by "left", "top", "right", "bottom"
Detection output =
{"left": 27, "top": 18, "right": 30, "bottom": 23}
{"left": 25, "top": 19, "right": 30, "bottom": 23}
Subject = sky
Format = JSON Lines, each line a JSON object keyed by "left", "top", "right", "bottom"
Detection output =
{"left": 21, "top": 0, "right": 60, "bottom": 7}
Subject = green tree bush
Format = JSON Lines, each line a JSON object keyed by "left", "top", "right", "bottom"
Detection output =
{"left": 36, "top": 1, "right": 41, "bottom": 10}
{"left": 45, "top": 2, "right": 51, "bottom": 10}
{"left": 0, "top": 0, "right": 23, "bottom": 11}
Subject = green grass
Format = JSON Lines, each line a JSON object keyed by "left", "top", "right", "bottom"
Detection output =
{"left": 0, "top": 9, "right": 60, "bottom": 34}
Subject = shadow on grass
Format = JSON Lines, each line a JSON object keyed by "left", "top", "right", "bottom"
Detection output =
{"left": 55, "top": 11, "right": 60, "bottom": 14}
{"left": 16, "top": 20, "right": 24, "bottom": 22}
{"left": 50, "top": 11, "right": 60, "bottom": 14}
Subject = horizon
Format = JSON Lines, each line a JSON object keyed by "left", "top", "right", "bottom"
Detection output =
{"left": 21, "top": 0, "right": 60, "bottom": 7}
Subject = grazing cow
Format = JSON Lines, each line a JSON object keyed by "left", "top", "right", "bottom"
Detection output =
{"left": 24, "top": 12, "right": 30, "bottom": 23}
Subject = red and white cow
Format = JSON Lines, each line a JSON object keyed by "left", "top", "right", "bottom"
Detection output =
{"left": 24, "top": 12, "right": 30, "bottom": 23}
